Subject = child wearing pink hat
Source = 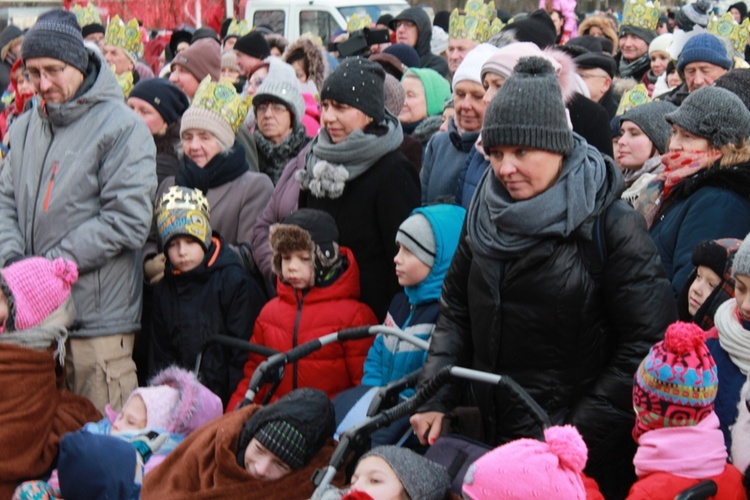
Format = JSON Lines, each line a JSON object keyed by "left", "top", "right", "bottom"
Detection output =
{"left": 0, "top": 256, "right": 78, "bottom": 334}
{"left": 14, "top": 366, "right": 222, "bottom": 500}
{"left": 461, "top": 425, "right": 602, "bottom": 499}
{"left": 628, "top": 322, "right": 745, "bottom": 499}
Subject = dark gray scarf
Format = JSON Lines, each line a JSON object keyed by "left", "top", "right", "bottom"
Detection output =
{"left": 296, "top": 112, "right": 403, "bottom": 199}
{"left": 619, "top": 53, "right": 650, "bottom": 79}
{"left": 467, "top": 134, "right": 609, "bottom": 260}
{"left": 255, "top": 123, "right": 309, "bottom": 185}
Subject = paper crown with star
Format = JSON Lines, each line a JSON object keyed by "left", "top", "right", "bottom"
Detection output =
{"left": 616, "top": 83, "right": 651, "bottom": 116}
{"left": 227, "top": 19, "right": 251, "bottom": 38}
{"left": 191, "top": 76, "right": 250, "bottom": 134}
{"left": 104, "top": 15, "right": 144, "bottom": 62}
{"left": 449, "top": 0, "right": 505, "bottom": 42}
{"left": 622, "top": 0, "right": 661, "bottom": 30}
{"left": 347, "top": 13, "right": 372, "bottom": 32}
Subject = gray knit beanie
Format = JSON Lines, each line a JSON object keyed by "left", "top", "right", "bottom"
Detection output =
{"left": 396, "top": 213, "right": 436, "bottom": 268}
{"left": 362, "top": 446, "right": 450, "bottom": 500}
{"left": 482, "top": 56, "right": 573, "bottom": 156}
{"left": 733, "top": 232, "right": 750, "bottom": 279}
{"left": 253, "top": 58, "right": 305, "bottom": 125}
{"left": 22, "top": 10, "right": 89, "bottom": 75}
{"left": 321, "top": 57, "right": 385, "bottom": 123}
{"left": 665, "top": 86, "right": 750, "bottom": 149}
{"left": 715, "top": 69, "right": 750, "bottom": 112}
{"left": 620, "top": 101, "right": 677, "bottom": 154}
{"left": 383, "top": 73, "right": 405, "bottom": 117}
{"left": 675, "top": 0, "right": 711, "bottom": 31}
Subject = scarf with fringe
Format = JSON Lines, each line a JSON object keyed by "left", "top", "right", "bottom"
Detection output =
{"left": 296, "top": 114, "right": 403, "bottom": 199}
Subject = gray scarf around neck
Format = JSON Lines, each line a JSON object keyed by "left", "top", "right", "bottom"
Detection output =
{"left": 619, "top": 53, "right": 650, "bottom": 79}
{"left": 295, "top": 113, "right": 403, "bottom": 199}
{"left": 467, "top": 134, "right": 609, "bottom": 260}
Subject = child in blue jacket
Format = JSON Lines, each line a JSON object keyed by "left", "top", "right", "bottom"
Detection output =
{"left": 334, "top": 204, "right": 465, "bottom": 446}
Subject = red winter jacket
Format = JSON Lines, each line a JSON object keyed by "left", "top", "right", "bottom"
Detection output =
{"left": 627, "top": 464, "right": 745, "bottom": 500}
{"left": 227, "top": 247, "right": 377, "bottom": 411}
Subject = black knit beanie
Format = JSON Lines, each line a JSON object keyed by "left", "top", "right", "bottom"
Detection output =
{"left": 81, "top": 23, "right": 105, "bottom": 39}
{"left": 320, "top": 56, "right": 385, "bottom": 123}
{"left": 236, "top": 388, "right": 335, "bottom": 470}
{"left": 500, "top": 10, "right": 557, "bottom": 49}
{"left": 620, "top": 100, "right": 677, "bottom": 154}
{"left": 482, "top": 56, "right": 573, "bottom": 156}
{"left": 22, "top": 10, "right": 89, "bottom": 75}
{"left": 129, "top": 78, "right": 190, "bottom": 126}
{"left": 234, "top": 31, "right": 271, "bottom": 59}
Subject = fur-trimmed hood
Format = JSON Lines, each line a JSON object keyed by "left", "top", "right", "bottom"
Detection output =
{"left": 544, "top": 47, "right": 580, "bottom": 104}
{"left": 578, "top": 15, "right": 618, "bottom": 55}
{"left": 284, "top": 35, "right": 329, "bottom": 96}
{"left": 107, "top": 366, "right": 223, "bottom": 434}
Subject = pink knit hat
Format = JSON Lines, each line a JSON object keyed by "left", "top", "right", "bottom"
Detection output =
{"left": 0, "top": 257, "right": 78, "bottom": 332}
{"left": 462, "top": 425, "right": 588, "bottom": 499}
{"left": 128, "top": 385, "right": 181, "bottom": 431}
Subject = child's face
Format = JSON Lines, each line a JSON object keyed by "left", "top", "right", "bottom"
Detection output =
{"left": 243, "top": 438, "right": 292, "bottom": 480}
{"left": 394, "top": 244, "right": 431, "bottom": 287}
{"left": 281, "top": 250, "right": 314, "bottom": 289}
{"left": 112, "top": 394, "right": 147, "bottom": 433}
{"left": 649, "top": 51, "right": 669, "bottom": 77}
{"left": 0, "top": 287, "right": 8, "bottom": 331}
{"left": 688, "top": 265, "right": 721, "bottom": 316}
{"left": 735, "top": 274, "right": 750, "bottom": 322}
{"left": 166, "top": 235, "right": 205, "bottom": 273}
{"left": 666, "top": 69, "right": 683, "bottom": 89}
{"left": 349, "top": 456, "right": 408, "bottom": 500}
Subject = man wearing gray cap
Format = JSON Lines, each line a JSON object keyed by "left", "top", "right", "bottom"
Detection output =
{"left": 0, "top": 10, "right": 157, "bottom": 412}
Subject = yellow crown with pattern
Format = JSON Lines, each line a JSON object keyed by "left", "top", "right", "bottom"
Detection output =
{"left": 159, "top": 186, "right": 211, "bottom": 216}
{"left": 707, "top": 13, "right": 750, "bottom": 54}
{"left": 104, "top": 15, "right": 144, "bottom": 61}
{"left": 192, "top": 76, "right": 250, "bottom": 134}
{"left": 72, "top": 2, "right": 102, "bottom": 28}
{"left": 622, "top": 0, "right": 660, "bottom": 30}
{"left": 114, "top": 67, "right": 134, "bottom": 98}
{"left": 449, "top": 0, "right": 504, "bottom": 42}
{"left": 347, "top": 13, "right": 372, "bottom": 32}
{"left": 616, "top": 83, "right": 651, "bottom": 116}
{"left": 227, "top": 19, "right": 251, "bottom": 38}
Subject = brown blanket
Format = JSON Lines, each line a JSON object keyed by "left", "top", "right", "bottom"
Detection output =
{"left": 0, "top": 343, "right": 101, "bottom": 499}
{"left": 142, "top": 405, "right": 344, "bottom": 499}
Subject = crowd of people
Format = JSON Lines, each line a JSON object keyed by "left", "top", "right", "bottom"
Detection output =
{"left": 2, "top": 0, "right": 750, "bottom": 497}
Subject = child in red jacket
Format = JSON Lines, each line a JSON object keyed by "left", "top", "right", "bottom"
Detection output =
{"left": 627, "top": 322, "right": 745, "bottom": 499}
{"left": 228, "top": 209, "right": 377, "bottom": 410}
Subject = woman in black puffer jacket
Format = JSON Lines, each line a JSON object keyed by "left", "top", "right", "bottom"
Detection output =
{"left": 410, "top": 57, "right": 676, "bottom": 500}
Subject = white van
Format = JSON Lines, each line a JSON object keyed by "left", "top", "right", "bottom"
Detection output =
{"left": 244, "top": 0, "right": 410, "bottom": 44}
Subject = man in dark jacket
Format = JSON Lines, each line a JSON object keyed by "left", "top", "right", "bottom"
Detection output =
{"left": 390, "top": 8, "right": 449, "bottom": 78}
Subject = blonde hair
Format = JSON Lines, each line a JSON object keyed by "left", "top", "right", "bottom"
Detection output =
{"left": 719, "top": 139, "right": 750, "bottom": 167}
{"left": 1, "top": 37, "right": 22, "bottom": 61}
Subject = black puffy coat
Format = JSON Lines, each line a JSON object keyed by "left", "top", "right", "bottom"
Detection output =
{"left": 418, "top": 154, "right": 677, "bottom": 498}
{"left": 151, "top": 234, "right": 265, "bottom": 408}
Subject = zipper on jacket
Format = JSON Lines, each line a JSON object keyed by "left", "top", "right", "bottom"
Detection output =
{"left": 30, "top": 125, "right": 56, "bottom": 254}
{"left": 42, "top": 162, "right": 58, "bottom": 212}
{"left": 291, "top": 290, "right": 305, "bottom": 389}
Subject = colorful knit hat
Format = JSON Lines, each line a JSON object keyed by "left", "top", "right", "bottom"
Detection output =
{"left": 127, "top": 385, "right": 180, "bottom": 431}
{"left": 104, "top": 15, "right": 143, "bottom": 63}
{"left": 402, "top": 67, "right": 452, "bottom": 116}
{"left": 156, "top": 186, "right": 212, "bottom": 251}
{"left": 180, "top": 76, "right": 250, "bottom": 149}
{"left": 632, "top": 321, "right": 718, "bottom": 439}
{"left": 462, "top": 425, "right": 588, "bottom": 499}
{"left": 0, "top": 257, "right": 78, "bottom": 333}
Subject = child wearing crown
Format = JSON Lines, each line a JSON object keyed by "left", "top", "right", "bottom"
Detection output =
{"left": 150, "top": 186, "right": 265, "bottom": 410}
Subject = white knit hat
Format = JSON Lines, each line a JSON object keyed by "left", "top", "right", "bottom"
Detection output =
{"left": 649, "top": 33, "right": 673, "bottom": 55}
{"left": 452, "top": 43, "right": 500, "bottom": 88}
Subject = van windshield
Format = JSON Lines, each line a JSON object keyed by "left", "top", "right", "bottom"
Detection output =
{"left": 338, "top": 5, "right": 408, "bottom": 23}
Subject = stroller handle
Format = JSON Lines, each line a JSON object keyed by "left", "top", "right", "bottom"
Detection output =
{"left": 193, "top": 335, "right": 279, "bottom": 375}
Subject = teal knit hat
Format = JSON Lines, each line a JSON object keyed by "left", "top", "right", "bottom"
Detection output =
{"left": 403, "top": 68, "right": 452, "bottom": 117}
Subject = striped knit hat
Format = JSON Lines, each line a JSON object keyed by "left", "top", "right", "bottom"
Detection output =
{"left": 632, "top": 321, "right": 718, "bottom": 439}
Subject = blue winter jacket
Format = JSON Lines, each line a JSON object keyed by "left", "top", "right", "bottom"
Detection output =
{"left": 455, "top": 145, "right": 489, "bottom": 210}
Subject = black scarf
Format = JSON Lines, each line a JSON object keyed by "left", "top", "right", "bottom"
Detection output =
{"left": 175, "top": 141, "right": 249, "bottom": 194}
{"left": 254, "top": 124, "right": 309, "bottom": 185}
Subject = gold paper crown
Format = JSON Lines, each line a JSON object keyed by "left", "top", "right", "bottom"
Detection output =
{"left": 227, "top": 19, "right": 251, "bottom": 38}
{"left": 159, "top": 186, "right": 211, "bottom": 216}
{"left": 114, "top": 67, "right": 134, "bottom": 98}
{"left": 72, "top": 2, "right": 102, "bottom": 28}
{"left": 347, "top": 13, "right": 372, "bottom": 32}
{"left": 622, "top": 0, "right": 660, "bottom": 30}
{"left": 449, "top": 0, "right": 504, "bottom": 42}
{"left": 707, "top": 13, "right": 750, "bottom": 54}
{"left": 616, "top": 83, "right": 651, "bottom": 116}
{"left": 104, "top": 15, "right": 144, "bottom": 60}
{"left": 191, "top": 76, "right": 250, "bottom": 134}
